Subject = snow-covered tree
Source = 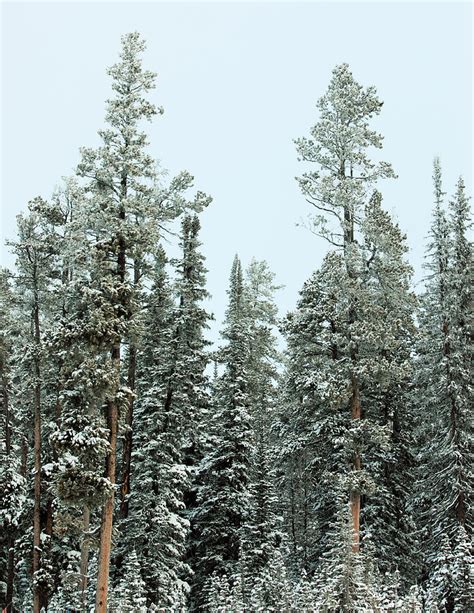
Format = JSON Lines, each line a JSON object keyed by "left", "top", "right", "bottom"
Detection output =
{"left": 295, "top": 62, "right": 397, "bottom": 555}
{"left": 417, "top": 165, "right": 473, "bottom": 611}
{"left": 72, "top": 31, "right": 210, "bottom": 612}
{"left": 292, "top": 65, "right": 418, "bottom": 592}
{"left": 126, "top": 214, "right": 211, "bottom": 608}
{"left": 8, "top": 197, "right": 64, "bottom": 612}
{"left": 109, "top": 549, "right": 147, "bottom": 612}
{"left": 241, "top": 259, "right": 282, "bottom": 573}
{"left": 192, "top": 256, "right": 252, "bottom": 609}
{"left": 0, "top": 269, "right": 27, "bottom": 612}
{"left": 276, "top": 256, "right": 346, "bottom": 573}
{"left": 359, "top": 192, "right": 419, "bottom": 585}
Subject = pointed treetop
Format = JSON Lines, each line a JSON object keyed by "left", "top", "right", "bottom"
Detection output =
{"left": 227, "top": 255, "right": 244, "bottom": 312}
{"left": 433, "top": 157, "right": 446, "bottom": 210}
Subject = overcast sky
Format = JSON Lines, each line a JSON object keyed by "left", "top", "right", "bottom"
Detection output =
{"left": 1, "top": 1, "right": 472, "bottom": 339}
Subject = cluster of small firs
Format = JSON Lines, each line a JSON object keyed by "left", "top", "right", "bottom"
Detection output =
{"left": 0, "top": 32, "right": 472, "bottom": 613}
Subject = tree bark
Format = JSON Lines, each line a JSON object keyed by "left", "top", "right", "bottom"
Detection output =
{"left": 95, "top": 392, "right": 119, "bottom": 613}
{"left": 95, "top": 175, "right": 127, "bottom": 612}
{"left": 342, "top": 165, "right": 362, "bottom": 554}
{"left": 80, "top": 505, "right": 91, "bottom": 612}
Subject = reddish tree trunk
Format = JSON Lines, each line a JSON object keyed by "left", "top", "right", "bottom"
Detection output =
{"left": 95, "top": 392, "right": 119, "bottom": 613}
{"left": 95, "top": 183, "right": 127, "bottom": 612}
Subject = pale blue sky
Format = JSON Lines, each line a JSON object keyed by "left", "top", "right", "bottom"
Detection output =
{"left": 1, "top": 1, "right": 472, "bottom": 337}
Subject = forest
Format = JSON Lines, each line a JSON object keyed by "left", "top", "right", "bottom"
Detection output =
{"left": 0, "top": 31, "right": 472, "bottom": 613}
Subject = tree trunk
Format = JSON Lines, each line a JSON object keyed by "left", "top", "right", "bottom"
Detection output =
{"left": 94, "top": 393, "right": 119, "bottom": 613}
{"left": 5, "top": 535, "right": 15, "bottom": 613}
{"left": 32, "top": 288, "right": 42, "bottom": 613}
{"left": 344, "top": 181, "right": 362, "bottom": 554}
{"left": 119, "top": 327, "right": 138, "bottom": 519}
{"left": 95, "top": 186, "right": 127, "bottom": 612}
{"left": 80, "top": 505, "right": 91, "bottom": 612}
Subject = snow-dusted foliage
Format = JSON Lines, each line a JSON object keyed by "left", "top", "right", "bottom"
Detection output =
{"left": 109, "top": 549, "right": 148, "bottom": 612}
{"left": 1, "top": 34, "right": 471, "bottom": 613}
{"left": 125, "top": 214, "right": 212, "bottom": 609}
{"left": 191, "top": 256, "right": 253, "bottom": 609}
{"left": 0, "top": 270, "right": 27, "bottom": 611}
{"left": 415, "top": 161, "right": 473, "bottom": 612}
{"left": 276, "top": 63, "right": 419, "bottom": 596}
{"left": 241, "top": 259, "right": 283, "bottom": 572}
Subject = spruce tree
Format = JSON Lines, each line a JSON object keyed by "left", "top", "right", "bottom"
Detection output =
{"left": 127, "top": 215, "right": 211, "bottom": 608}
{"left": 0, "top": 270, "right": 27, "bottom": 613}
{"left": 73, "top": 32, "right": 210, "bottom": 612}
{"left": 242, "top": 259, "right": 282, "bottom": 573}
{"left": 192, "top": 256, "right": 252, "bottom": 609}
{"left": 8, "top": 198, "right": 63, "bottom": 611}
{"left": 417, "top": 166, "right": 473, "bottom": 611}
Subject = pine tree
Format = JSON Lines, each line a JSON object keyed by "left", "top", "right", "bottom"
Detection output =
{"left": 0, "top": 269, "right": 27, "bottom": 613}
{"left": 293, "top": 65, "right": 419, "bottom": 591}
{"left": 109, "top": 549, "right": 147, "bottom": 612}
{"left": 126, "top": 215, "right": 211, "bottom": 608}
{"left": 241, "top": 259, "right": 282, "bottom": 573}
{"left": 8, "top": 198, "right": 64, "bottom": 611}
{"left": 74, "top": 32, "right": 210, "bottom": 612}
{"left": 74, "top": 32, "right": 161, "bottom": 611}
{"left": 192, "top": 256, "right": 252, "bottom": 609}
{"left": 417, "top": 165, "right": 473, "bottom": 611}
{"left": 295, "top": 62, "right": 397, "bottom": 554}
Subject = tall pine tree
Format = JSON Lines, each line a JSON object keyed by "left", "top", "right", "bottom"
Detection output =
{"left": 192, "top": 256, "right": 252, "bottom": 609}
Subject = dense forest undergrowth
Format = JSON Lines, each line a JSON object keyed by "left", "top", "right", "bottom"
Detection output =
{"left": 0, "top": 32, "right": 472, "bottom": 613}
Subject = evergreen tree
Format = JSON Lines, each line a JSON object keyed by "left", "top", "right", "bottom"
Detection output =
{"left": 293, "top": 64, "right": 418, "bottom": 590}
{"left": 192, "top": 256, "right": 252, "bottom": 609}
{"left": 2, "top": 29, "right": 471, "bottom": 613}
{"left": 295, "top": 62, "right": 397, "bottom": 555}
{"left": 127, "top": 214, "right": 211, "bottom": 608}
{"left": 359, "top": 192, "right": 419, "bottom": 585}
{"left": 49, "top": 217, "right": 115, "bottom": 612}
{"left": 110, "top": 549, "right": 147, "bottom": 612}
{"left": 75, "top": 32, "right": 162, "bottom": 611}
{"left": 241, "top": 259, "right": 282, "bottom": 573}
{"left": 417, "top": 167, "right": 473, "bottom": 611}
{"left": 8, "top": 198, "right": 63, "bottom": 611}
{"left": 73, "top": 32, "right": 210, "bottom": 612}
{"left": 0, "top": 270, "right": 27, "bottom": 613}
{"left": 276, "top": 255, "right": 347, "bottom": 572}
